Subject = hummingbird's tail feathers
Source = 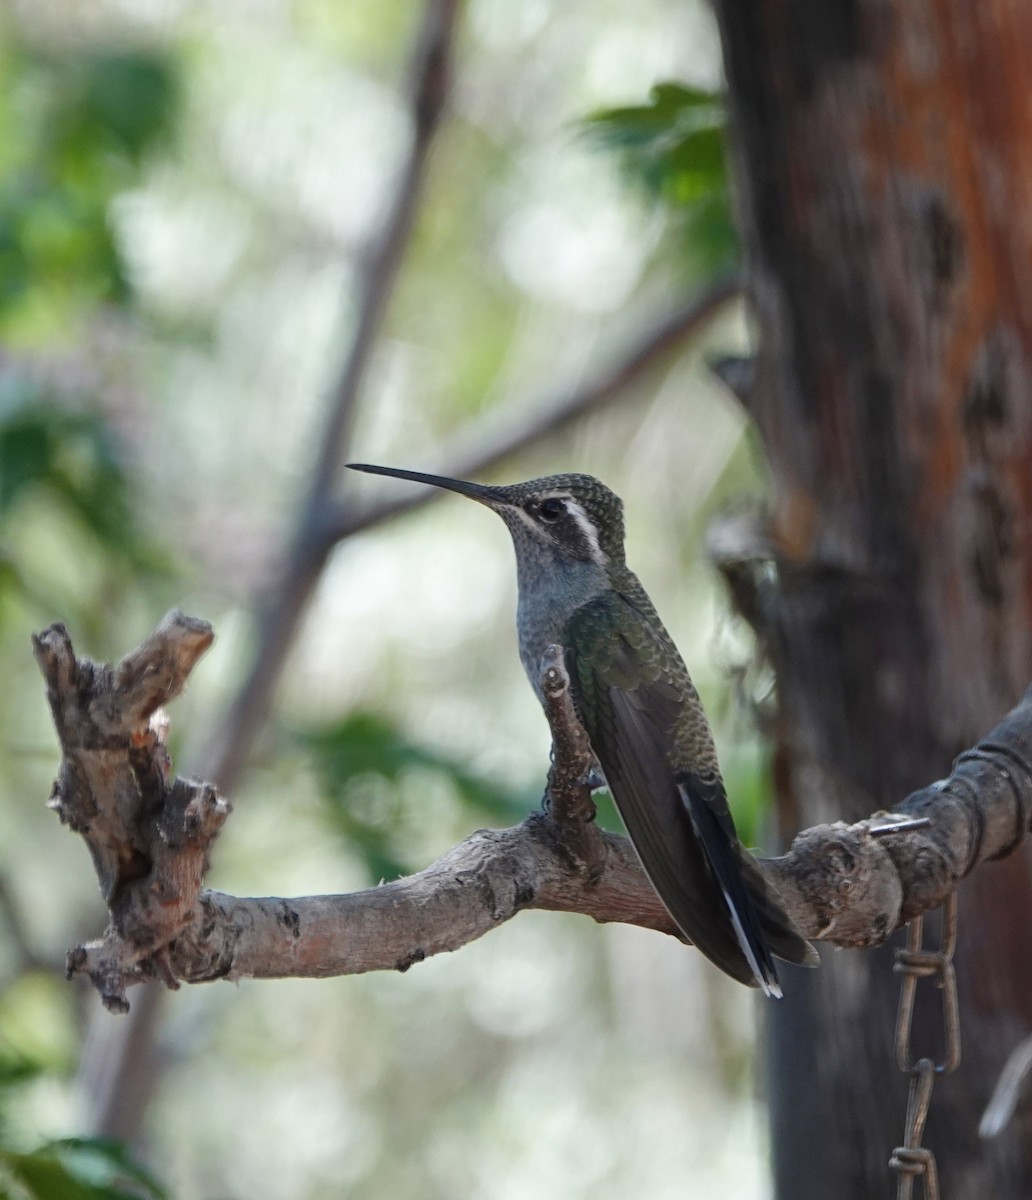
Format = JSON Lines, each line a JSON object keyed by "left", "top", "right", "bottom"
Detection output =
{"left": 678, "top": 774, "right": 783, "bottom": 998}
{"left": 565, "top": 600, "right": 817, "bottom": 994}
{"left": 601, "top": 684, "right": 772, "bottom": 991}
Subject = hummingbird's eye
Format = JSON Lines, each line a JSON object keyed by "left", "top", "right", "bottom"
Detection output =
{"left": 537, "top": 498, "right": 565, "bottom": 522}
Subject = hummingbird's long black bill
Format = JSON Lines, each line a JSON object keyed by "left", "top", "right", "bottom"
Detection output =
{"left": 347, "top": 463, "right": 500, "bottom": 505}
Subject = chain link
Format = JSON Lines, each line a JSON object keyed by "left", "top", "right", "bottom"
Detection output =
{"left": 889, "top": 893, "right": 961, "bottom": 1200}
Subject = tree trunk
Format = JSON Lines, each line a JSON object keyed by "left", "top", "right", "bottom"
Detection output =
{"left": 711, "top": 2, "right": 1032, "bottom": 1195}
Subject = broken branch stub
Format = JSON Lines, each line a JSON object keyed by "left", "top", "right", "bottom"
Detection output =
{"left": 33, "top": 611, "right": 226, "bottom": 1013}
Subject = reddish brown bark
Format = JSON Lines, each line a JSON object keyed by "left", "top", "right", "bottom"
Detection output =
{"left": 712, "top": 1, "right": 1032, "bottom": 1195}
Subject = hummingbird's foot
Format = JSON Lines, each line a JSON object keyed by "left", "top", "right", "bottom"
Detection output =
{"left": 545, "top": 749, "right": 603, "bottom": 793}
{"left": 538, "top": 645, "right": 598, "bottom": 827}
{"left": 540, "top": 783, "right": 598, "bottom": 820}
{"left": 580, "top": 764, "right": 605, "bottom": 791}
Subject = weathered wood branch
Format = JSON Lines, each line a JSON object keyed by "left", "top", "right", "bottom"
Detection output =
{"left": 35, "top": 614, "right": 1032, "bottom": 1009}
{"left": 33, "top": 613, "right": 229, "bottom": 1012}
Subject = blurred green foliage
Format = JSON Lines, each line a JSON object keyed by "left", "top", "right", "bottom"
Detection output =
{"left": 297, "top": 712, "right": 531, "bottom": 881}
{"left": 0, "top": 30, "right": 181, "bottom": 1199}
{"left": 0, "top": 1019, "right": 164, "bottom": 1199}
{"left": 585, "top": 82, "right": 738, "bottom": 274}
{"left": 0, "top": 1138, "right": 167, "bottom": 1200}
{"left": 0, "top": 382, "right": 160, "bottom": 578}
{"left": 0, "top": 32, "right": 177, "bottom": 626}
{"left": 0, "top": 31, "right": 178, "bottom": 338}
{"left": 0, "top": 1046, "right": 43, "bottom": 1119}
{"left": 298, "top": 713, "right": 665, "bottom": 865}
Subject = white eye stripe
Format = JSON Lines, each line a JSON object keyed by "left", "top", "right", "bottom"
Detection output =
{"left": 563, "top": 499, "right": 607, "bottom": 565}
{"left": 508, "top": 495, "right": 608, "bottom": 566}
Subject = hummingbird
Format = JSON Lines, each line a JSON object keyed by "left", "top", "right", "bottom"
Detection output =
{"left": 348, "top": 464, "right": 817, "bottom": 996}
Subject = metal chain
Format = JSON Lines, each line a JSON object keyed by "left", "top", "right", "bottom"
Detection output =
{"left": 889, "top": 893, "right": 961, "bottom": 1200}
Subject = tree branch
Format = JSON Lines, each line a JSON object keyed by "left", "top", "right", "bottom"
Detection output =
{"left": 33, "top": 613, "right": 228, "bottom": 1012}
{"left": 35, "top": 614, "right": 1032, "bottom": 1008}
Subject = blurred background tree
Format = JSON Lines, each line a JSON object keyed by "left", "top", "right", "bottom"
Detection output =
{"left": 0, "top": 2, "right": 772, "bottom": 1198}
{"left": 710, "top": 2, "right": 1032, "bottom": 1200}
{"left": 711, "top": 3, "right": 1032, "bottom": 1197}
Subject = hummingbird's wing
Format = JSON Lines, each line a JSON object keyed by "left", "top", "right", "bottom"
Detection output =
{"left": 564, "top": 590, "right": 816, "bottom": 995}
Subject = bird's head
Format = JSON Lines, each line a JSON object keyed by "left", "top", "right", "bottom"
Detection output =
{"left": 348, "top": 464, "right": 626, "bottom": 570}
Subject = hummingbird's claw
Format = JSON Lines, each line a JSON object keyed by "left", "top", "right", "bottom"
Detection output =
{"left": 580, "top": 765, "right": 605, "bottom": 791}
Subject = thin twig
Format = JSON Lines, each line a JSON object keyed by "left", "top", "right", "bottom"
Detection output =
{"left": 540, "top": 644, "right": 597, "bottom": 828}
{"left": 307, "top": 0, "right": 457, "bottom": 508}
{"left": 329, "top": 277, "right": 743, "bottom": 542}
{"left": 198, "top": 0, "right": 460, "bottom": 794}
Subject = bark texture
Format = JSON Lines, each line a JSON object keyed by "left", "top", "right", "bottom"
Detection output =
{"left": 710, "top": 2, "right": 1032, "bottom": 1194}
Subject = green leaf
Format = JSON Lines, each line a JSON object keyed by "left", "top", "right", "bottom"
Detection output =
{"left": 296, "top": 713, "right": 529, "bottom": 880}
{"left": 49, "top": 53, "right": 179, "bottom": 164}
{"left": 586, "top": 83, "right": 724, "bottom": 150}
{"left": 0, "top": 404, "right": 50, "bottom": 515}
{"left": 0, "top": 41, "right": 179, "bottom": 331}
{"left": 587, "top": 786, "right": 623, "bottom": 835}
{"left": 0, "top": 383, "right": 165, "bottom": 573}
{"left": 0, "top": 1049, "right": 43, "bottom": 1091}
{"left": 584, "top": 81, "right": 739, "bottom": 272}
{"left": 719, "top": 742, "right": 772, "bottom": 849}
{"left": 0, "top": 1040, "right": 45, "bottom": 1141}
{"left": 1, "top": 1138, "right": 166, "bottom": 1200}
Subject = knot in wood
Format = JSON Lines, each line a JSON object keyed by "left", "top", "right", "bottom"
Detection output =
{"left": 823, "top": 839, "right": 857, "bottom": 891}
